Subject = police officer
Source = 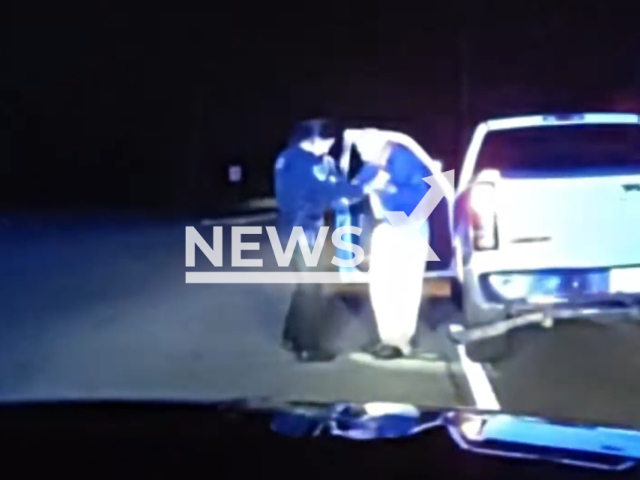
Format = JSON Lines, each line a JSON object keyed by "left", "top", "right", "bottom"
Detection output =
{"left": 275, "top": 120, "right": 382, "bottom": 362}
{"left": 355, "top": 134, "right": 432, "bottom": 359}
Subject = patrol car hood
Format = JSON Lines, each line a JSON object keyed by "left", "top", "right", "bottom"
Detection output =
{"left": 269, "top": 399, "right": 640, "bottom": 471}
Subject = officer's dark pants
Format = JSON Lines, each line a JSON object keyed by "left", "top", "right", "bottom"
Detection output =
{"left": 282, "top": 216, "right": 340, "bottom": 354}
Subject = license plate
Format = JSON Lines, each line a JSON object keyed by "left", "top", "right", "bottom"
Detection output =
{"left": 609, "top": 267, "right": 640, "bottom": 293}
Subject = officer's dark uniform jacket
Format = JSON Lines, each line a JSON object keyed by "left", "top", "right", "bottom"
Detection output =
{"left": 274, "top": 145, "right": 380, "bottom": 249}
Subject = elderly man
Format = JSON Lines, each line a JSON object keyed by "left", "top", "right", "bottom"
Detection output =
{"left": 354, "top": 133, "right": 432, "bottom": 359}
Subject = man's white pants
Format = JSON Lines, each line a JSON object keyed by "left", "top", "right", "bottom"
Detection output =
{"left": 368, "top": 221, "right": 429, "bottom": 355}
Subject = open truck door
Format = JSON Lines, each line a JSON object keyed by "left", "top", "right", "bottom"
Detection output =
{"left": 332, "top": 128, "right": 455, "bottom": 281}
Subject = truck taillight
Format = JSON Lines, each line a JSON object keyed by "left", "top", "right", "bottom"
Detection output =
{"left": 469, "top": 183, "right": 498, "bottom": 250}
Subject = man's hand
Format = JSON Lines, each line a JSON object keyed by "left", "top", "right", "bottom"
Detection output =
{"left": 363, "top": 170, "right": 391, "bottom": 194}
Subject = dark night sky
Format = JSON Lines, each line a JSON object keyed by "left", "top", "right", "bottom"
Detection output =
{"left": 5, "top": 2, "right": 640, "bottom": 212}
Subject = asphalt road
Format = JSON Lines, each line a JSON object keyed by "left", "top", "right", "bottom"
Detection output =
{"left": 2, "top": 212, "right": 640, "bottom": 430}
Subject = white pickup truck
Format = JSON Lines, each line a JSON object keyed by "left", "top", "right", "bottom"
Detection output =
{"left": 450, "top": 113, "right": 640, "bottom": 363}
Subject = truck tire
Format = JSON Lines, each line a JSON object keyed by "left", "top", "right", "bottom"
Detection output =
{"left": 450, "top": 278, "right": 463, "bottom": 310}
{"left": 456, "top": 277, "right": 510, "bottom": 363}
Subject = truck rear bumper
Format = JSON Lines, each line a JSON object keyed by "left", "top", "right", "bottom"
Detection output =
{"left": 450, "top": 303, "right": 640, "bottom": 345}
{"left": 454, "top": 266, "right": 640, "bottom": 344}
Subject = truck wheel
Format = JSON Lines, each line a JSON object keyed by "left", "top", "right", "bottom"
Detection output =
{"left": 457, "top": 278, "right": 510, "bottom": 363}
{"left": 450, "top": 278, "right": 463, "bottom": 310}
{"left": 464, "top": 334, "right": 509, "bottom": 364}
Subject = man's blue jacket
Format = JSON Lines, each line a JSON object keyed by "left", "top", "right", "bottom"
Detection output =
{"left": 376, "top": 144, "right": 432, "bottom": 218}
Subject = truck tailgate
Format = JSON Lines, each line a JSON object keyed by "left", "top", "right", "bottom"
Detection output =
{"left": 495, "top": 172, "right": 640, "bottom": 269}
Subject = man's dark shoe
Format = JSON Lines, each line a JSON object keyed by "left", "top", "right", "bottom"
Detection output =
{"left": 370, "top": 343, "right": 404, "bottom": 360}
{"left": 295, "top": 349, "right": 337, "bottom": 363}
{"left": 360, "top": 340, "right": 380, "bottom": 355}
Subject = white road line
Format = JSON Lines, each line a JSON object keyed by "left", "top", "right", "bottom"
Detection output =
{"left": 200, "top": 212, "right": 277, "bottom": 226}
{"left": 450, "top": 325, "right": 501, "bottom": 411}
